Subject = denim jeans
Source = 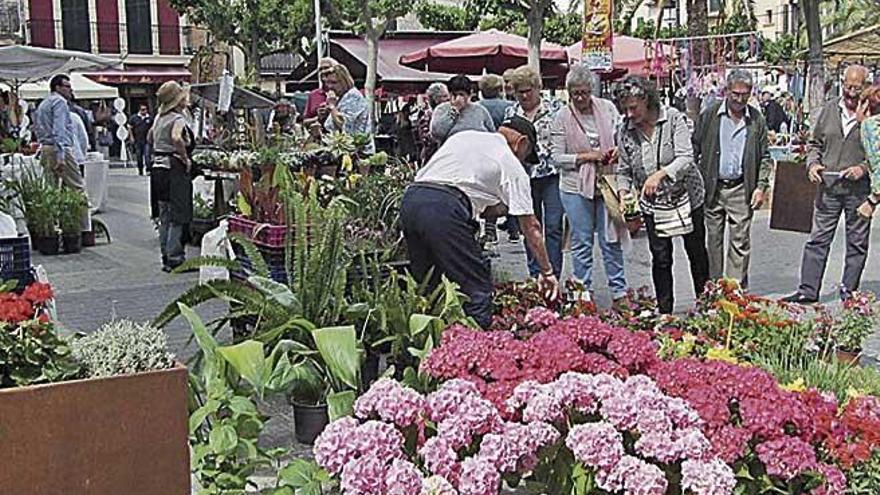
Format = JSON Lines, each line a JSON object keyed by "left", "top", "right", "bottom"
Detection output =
{"left": 158, "top": 201, "right": 185, "bottom": 265}
{"left": 525, "top": 175, "right": 564, "bottom": 277}
{"left": 560, "top": 191, "right": 627, "bottom": 298}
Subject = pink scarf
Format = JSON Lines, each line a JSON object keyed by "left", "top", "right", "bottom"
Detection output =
{"left": 561, "top": 97, "right": 616, "bottom": 199}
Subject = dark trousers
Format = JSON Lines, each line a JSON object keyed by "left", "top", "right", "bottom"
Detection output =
{"left": 400, "top": 185, "right": 492, "bottom": 328}
{"left": 797, "top": 189, "right": 871, "bottom": 299}
{"left": 524, "top": 175, "right": 564, "bottom": 277}
{"left": 644, "top": 207, "right": 710, "bottom": 314}
{"left": 134, "top": 141, "right": 150, "bottom": 174}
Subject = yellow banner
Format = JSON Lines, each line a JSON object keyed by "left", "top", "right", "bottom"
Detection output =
{"left": 582, "top": 0, "right": 613, "bottom": 70}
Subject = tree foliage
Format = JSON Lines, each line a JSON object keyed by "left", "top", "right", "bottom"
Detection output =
{"left": 414, "top": 1, "right": 480, "bottom": 31}
{"left": 760, "top": 34, "right": 799, "bottom": 65}
{"left": 169, "top": 0, "right": 314, "bottom": 74}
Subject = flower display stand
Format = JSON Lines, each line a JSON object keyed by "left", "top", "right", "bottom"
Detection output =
{"left": 0, "top": 364, "right": 190, "bottom": 494}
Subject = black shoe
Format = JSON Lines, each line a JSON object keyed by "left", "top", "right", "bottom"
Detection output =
{"left": 162, "top": 264, "right": 173, "bottom": 273}
{"left": 781, "top": 293, "right": 818, "bottom": 304}
{"left": 509, "top": 232, "right": 521, "bottom": 243}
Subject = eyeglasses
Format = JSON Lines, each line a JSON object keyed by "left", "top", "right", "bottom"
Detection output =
{"left": 570, "top": 90, "right": 591, "bottom": 99}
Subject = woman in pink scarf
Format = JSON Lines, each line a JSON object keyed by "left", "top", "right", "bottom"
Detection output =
{"left": 550, "top": 65, "right": 628, "bottom": 302}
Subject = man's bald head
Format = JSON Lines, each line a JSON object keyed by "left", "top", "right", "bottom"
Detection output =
{"left": 843, "top": 65, "right": 869, "bottom": 110}
{"left": 844, "top": 64, "right": 869, "bottom": 82}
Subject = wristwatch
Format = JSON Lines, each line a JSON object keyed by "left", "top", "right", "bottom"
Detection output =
{"left": 869, "top": 195, "right": 879, "bottom": 207}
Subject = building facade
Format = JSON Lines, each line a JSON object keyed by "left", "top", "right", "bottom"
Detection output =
{"left": 629, "top": 0, "right": 801, "bottom": 41}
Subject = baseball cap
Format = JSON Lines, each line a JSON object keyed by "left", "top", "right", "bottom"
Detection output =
{"left": 499, "top": 115, "right": 539, "bottom": 163}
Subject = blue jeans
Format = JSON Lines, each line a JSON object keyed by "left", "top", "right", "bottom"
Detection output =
{"left": 560, "top": 191, "right": 627, "bottom": 298}
{"left": 525, "top": 175, "right": 564, "bottom": 278}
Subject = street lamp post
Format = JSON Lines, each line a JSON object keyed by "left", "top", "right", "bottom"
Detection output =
{"left": 314, "top": 0, "right": 322, "bottom": 89}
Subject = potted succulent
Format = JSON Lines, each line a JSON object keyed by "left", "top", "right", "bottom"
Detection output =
{"left": 832, "top": 291, "right": 879, "bottom": 364}
{"left": 57, "top": 188, "right": 88, "bottom": 254}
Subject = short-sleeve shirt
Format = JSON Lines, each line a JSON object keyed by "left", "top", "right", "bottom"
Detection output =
{"left": 128, "top": 113, "right": 153, "bottom": 143}
{"left": 414, "top": 130, "right": 534, "bottom": 218}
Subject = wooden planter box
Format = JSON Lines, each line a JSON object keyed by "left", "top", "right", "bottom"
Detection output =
{"left": 0, "top": 365, "right": 190, "bottom": 494}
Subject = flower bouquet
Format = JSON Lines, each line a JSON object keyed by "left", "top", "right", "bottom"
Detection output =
{"left": 831, "top": 291, "right": 879, "bottom": 360}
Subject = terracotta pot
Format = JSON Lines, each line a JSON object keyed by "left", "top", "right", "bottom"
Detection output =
{"left": 0, "top": 365, "right": 190, "bottom": 494}
{"left": 836, "top": 350, "right": 860, "bottom": 365}
{"left": 293, "top": 402, "right": 329, "bottom": 445}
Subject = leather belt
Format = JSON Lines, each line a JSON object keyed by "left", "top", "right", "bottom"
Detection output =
{"left": 718, "top": 177, "right": 744, "bottom": 189}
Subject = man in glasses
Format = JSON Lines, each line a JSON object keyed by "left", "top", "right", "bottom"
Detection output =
{"left": 35, "top": 74, "right": 75, "bottom": 182}
{"left": 783, "top": 64, "right": 871, "bottom": 304}
{"left": 693, "top": 69, "right": 772, "bottom": 288}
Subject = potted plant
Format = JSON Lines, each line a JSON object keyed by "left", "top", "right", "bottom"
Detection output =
{"left": 25, "top": 184, "right": 61, "bottom": 255}
{"left": 0, "top": 284, "right": 189, "bottom": 494}
{"left": 832, "top": 291, "right": 879, "bottom": 364}
{"left": 189, "top": 193, "right": 217, "bottom": 246}
{"left": 57, "top": 188, "right": 88, "bottom": 254}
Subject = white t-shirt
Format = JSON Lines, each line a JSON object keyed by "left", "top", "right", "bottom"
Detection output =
{"left": 414, "top": 130, "right": 534, "bottom": 218}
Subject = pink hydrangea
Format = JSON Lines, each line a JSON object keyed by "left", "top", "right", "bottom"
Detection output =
{"left": 566, "top": 422, "right": 624, "bottom": 471}
{"left": 313, "top": 417, "right": 360, "bottom": 475}
{"left": 340, "top": 456, "right": 387, "bottom": 495}
{"left": 436, "top": 394, "right": 504, "bottom": 449}
{"left": 384, "top": 459, "right": 423, "bottom": 495}
{"left": 354, "top": 378, "right": 427, "bottom": 428}
{"left": 479, "top": 422, "right": 559, "bottom": 473}
{"left": 755, "top": 437, "right": 818, "bottom": 480}
{"left": 681, "top": 458, "right": 736, "bottom": 495}
{"left": 525, "top": 306, "right": 559, "bottom": 329}
{"left": 458, "top": 457, "right": 501, "bottom": 495}
{"left": 551, "top": 372, "right": 597, "bottom": 413}
{"left": 427, "top": 379, "right": 483, "bottom": 423}
{"left": 354, "top": 420, "right": 405, "bottom": 464}
{"left": 420, "top": 436, "right": 461, "bottom": 484}
{"left": 674, "top": 428, "right": 712, "bottom": 460}
{"left": 597, "top": 455, "right": 667, "bottom": 495}
{"left": 634, "top": 431, "right": 679, "bottom": 463}
{"left": 813, "top": 463, "right": 846, "bottom": 495}
{"left": 522, "top": 390, "right": 565, "bottom": 423}
{"left": 420, "top": 476, "right": 457, "bottom": 495}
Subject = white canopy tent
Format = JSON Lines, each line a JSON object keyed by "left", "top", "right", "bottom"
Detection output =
{"left": 5, "top": 73, "right": 118, "bottom": 100}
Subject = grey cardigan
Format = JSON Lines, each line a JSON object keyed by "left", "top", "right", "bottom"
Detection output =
{"left": 429, "top": 102, "right": 495, "bottom": 144}
{"left": 550, "top": 98, "right": 621, "bottom": 194}
{"left": 616, "top": 106, "right": 706, "bottom": 209}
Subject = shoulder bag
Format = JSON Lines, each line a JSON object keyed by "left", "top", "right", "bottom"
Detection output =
{"left": 649, "top": 120, "right": 693, "bottom": 238}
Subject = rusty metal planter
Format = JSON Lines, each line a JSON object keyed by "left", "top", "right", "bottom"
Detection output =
{"left": 0, "top": 364, "right": 190, "bottom": 495}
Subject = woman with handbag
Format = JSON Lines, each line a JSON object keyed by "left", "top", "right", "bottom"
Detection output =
{"left": 550, "top": 65, "right": 628, "bottom": 302}
{"left": 615, "top": 76, "right": 709, "bottom": 314}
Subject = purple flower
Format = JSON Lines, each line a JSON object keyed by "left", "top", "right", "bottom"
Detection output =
{"left": 478, "top": 433, "right": 518, "bottom": 472}
{"left": 522, "top": 391, "right": 565, "bottom": 424}
{"left": 552, "top": 372, "right": 597, "bottom": 414}
{"left": 340, "top": 456, "right": 387, "bottom": 495}
{"left": 313, "top": 417, "right": 360, "bottom": 475}
{"left": 674, "top": 428, "right": 712, "bottom": 460}
{"left": 427, "top": 379, "right": 483, "bottom": 423}
{"left": 526, "top": 306, "right": 559, "bottom": 328}
{"left": 458, "top": 457, "right": 501, "bottom": 495}
{"left": 384, "top": 459, "right": 423, "bottom": 495}
{"left": 420, "top": 436, "right": 460, "bottom": 484}
{"left": 354, "top": 420, "right": 405, "bottom": 464}
{"left": 566, "top": 422, "right": 624, "bottom": 471}
{"left": 755, "top": 437, "right": 818, "bottom": 480}
{"left": 813, "top": 463, "right": 846, "bottom": 495}
{"left": 634, "top": 431, "right": 679, "bottom": 463}
{"left": 436, "top": 394, "right": 504, "bottom": 449}
{"left": 355, "top": 378, "right": 427, "bottom": 428}
{"left": 420, "top": 476, "right": 457, "bottom": 495}
{"left": 681, "top": 458, "right": 736, "bottom": 495}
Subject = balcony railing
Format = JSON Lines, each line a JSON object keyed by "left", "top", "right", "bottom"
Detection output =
{"left": 0, "top": 1, "right": 22, "bottom": 40}
{"left": 26, "top": 19, "right": 203, "bottom": 57}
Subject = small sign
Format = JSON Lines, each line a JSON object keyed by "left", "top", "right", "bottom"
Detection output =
{"left": 582, "top": 0, "right": 613, "bottom": 70}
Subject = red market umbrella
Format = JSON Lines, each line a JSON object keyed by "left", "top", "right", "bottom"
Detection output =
{"left": 567, "top": 36, "right": 674, "bottom": 77}
{"left": 399, "top": 29, "right": 569, "bottom": 77}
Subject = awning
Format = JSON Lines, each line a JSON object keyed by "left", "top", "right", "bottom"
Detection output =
{"left": 333, "top": 37, "right": 462, "bottom": 84}
{"left": 820, "top": 24, "right": 880, "bottom": 67}
{"left": 190, "top": 82, "right": 275, "bottom": 109}
{"left": 567, "top": 36, "right": 673, "bottom": 77}
{"left": 85, "top": 65, "right": 191, "bottom": 85}
{"left": 7, "top": 72, "right": 119, "bottom": 100}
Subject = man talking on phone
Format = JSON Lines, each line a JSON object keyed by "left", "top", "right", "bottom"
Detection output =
{"left": 783, "top": 65, "right": 871, "bottom": 304}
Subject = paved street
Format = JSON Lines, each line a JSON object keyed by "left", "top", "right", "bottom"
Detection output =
{"left": 36, "top": 168, "right": 880, "bottom": 363}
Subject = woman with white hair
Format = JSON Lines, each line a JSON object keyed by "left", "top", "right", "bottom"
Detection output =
{"left": 550, "top": 65, "right": 627, "bottom": 302}
{"left": 418, "top": 82, "right": 450, "bottom": 164}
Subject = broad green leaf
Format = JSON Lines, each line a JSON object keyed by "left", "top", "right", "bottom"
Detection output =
{"left": 312, "top": 325, "right": 360, "bottom": 390}
{"left": 189, "top": 399, "right": 220, "bottom": 434}
{"left": 228, "top": 396, "right": 258, "bottom": 416}
{"left": 409, "top": 313, "right": 439, "bottom": 337}
{"left": 180, "top": 303, "right": 218, "bottom": 356}
{"left": 218, "top": 341, "right": 266, "bottom": 396}
{"left": 327, "top": 390, "right": 357, "bottom": 420}
{"left": 279, "top": 459, "right": 322, "bottom": 487}
{"left": 236, "top": 192, "right": 252, "bottom": 217}
{"left": 208, "top": 424, "right": 238, "bottom": 455}
{"left": 248, "top": 276, "right": 297, "bottom": 308}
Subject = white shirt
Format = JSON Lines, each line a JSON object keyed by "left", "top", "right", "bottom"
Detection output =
{"left": 415, "top": 130, "right": 534, "bottom": 218}
{"left": 69, "top": 112, "right": 89, "bottom": 164}
{"left": 840, "top": 99, "right": 859, "bottom": 137}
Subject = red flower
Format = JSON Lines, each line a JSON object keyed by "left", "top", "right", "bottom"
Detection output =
{"left": 22, "top": 282, "right": 53, "bottom": 305}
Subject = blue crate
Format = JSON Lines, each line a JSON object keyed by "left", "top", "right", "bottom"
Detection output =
{"left": 0, "top": 236, "right": 33, "bottom": 290}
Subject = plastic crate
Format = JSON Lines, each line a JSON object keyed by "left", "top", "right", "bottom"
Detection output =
{"left": 0, "top": 236, "right": 33, "bottom": 290}
{"left": 227, "top": 215, "right": 295, "bottom": 248}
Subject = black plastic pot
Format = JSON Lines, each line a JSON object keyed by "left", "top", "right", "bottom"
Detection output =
{"left": 293, "top": 403, "right": 329, "bottom": 445}
{"left": 35, "top": 235, "right": 60, "bottom": 256}
{"left": 189, "top": 218, "right": 218, "bottom": 247}
{"left": 361, "top": 352, "right": 380, "bottom": 389}
{"left": 62, "top": 233, "right": 82, "bottom": 254}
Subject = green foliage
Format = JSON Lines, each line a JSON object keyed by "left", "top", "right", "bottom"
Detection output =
{"left": 5, "top": 167, "right": 61, "bottom": 237}
{"left": 847, "top": 449, "right": 880, "bottom": 495}
{"left": 414, "top": 1, "right": 479, "bottom": 31}
{"left": 71, "top": 319, "right": 175, "bottom": 378}
{"left": 56, "top": 188, "right": 88, "bottom": 234}
{"left": 628, "top": 18, "right": 689, "bottom": 40}
{"left": 276, "top": 459, "right": 330, "bottom": 495}
{"left": 193, "top": 194, "right": 213, "bottom": 220}
{"left": 543, "top": 12, "right": 584, "bottom": 46}
{"left": 761, "top": 34, "right": 799, "bottom": 65}
{"left": 0, "top": 319, "right": 82, "bottom": 388}
{"left": 0, "top": 137, "right": 20, "bottom": 154}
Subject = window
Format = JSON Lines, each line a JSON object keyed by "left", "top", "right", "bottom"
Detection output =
{"left": 709, "top": 0, "right": 722, "bottom": 14}
{"left": 766, "top": 9, "right": 773, "bottom": 25}
{"left": 782, "top": 5, "right": 789, "bottom": 33}
{"left": 61, "top": 0, "right": 90, "bottom": 52}
{"left": 126, "top": 0, "right": 152, "bottom": 54}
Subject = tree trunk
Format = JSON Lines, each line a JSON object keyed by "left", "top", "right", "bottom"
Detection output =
{"left": 526, "top": 2, "right": 547, "bottom": 76}
{"left": 365, "top": 30, "right": 380, "bottom": 128}
{"left": 802, "top": 0, "right": 825, "bottom": 126}
{"left": 685, "top": 0, "right": 709, "bottom": 121}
